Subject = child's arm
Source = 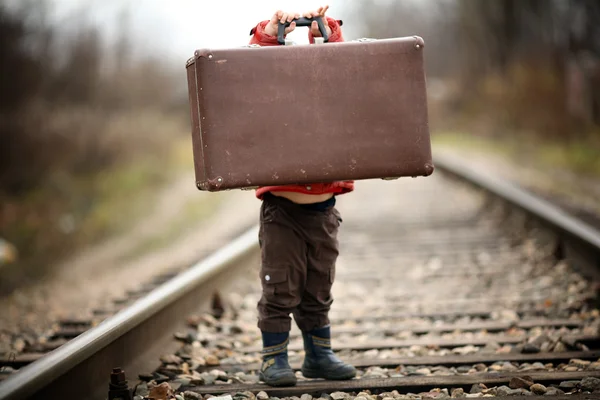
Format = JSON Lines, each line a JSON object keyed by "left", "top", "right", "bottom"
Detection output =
{"left": 249, "top": 10, "right": 300, "bottom": 47}
{"left": 308, "top": 16, "right": 344, "bottom": 44}
{"left": 249, "top": 6, "right": 343, "bottom": 46}
{"left": 304, "top": 6, "right": 344, "bottom": 44}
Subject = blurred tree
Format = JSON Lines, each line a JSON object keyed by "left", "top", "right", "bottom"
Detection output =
{"left": 351, "top": 0, "right": 599, "bottom": 134}
{"left": 565, "top": 0, "right": 600, "bottom": 125}
{"left": 353, "top": 0, "right": 457, "bottom": 78}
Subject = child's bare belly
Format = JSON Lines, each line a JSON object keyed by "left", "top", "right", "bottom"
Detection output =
{"left": 272, "top": 191, "right": 334, "bottom": 204}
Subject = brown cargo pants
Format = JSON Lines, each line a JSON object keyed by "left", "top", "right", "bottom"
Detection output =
{"left": 257, "top": 193, "right": 342, "bottom": 333}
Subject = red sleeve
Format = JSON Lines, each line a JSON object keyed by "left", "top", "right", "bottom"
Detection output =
{"left": 249, "top": 21, "right": 279, "bottom": 46}
{"left": 250, "top": 17, "right": 344, "bottom": 46}
{"left": 309, "top": 17, "right": 344, "bottom": 44}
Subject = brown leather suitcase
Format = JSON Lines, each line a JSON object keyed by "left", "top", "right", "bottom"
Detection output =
{"left": 186, "top": 34, "right": 433, "bottom": 191}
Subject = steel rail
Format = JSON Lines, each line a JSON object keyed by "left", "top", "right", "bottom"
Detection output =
{"left": 2, "top": 154, "right": 600, "bottom": 399}
{"left": 433, "top": 152, "right": 600, "bottom": 278}
{"left": 0, "top": 224, "right": 260, "bottom": 400}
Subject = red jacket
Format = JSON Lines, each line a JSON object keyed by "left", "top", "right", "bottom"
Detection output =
{"left": 249, "top": 17, "right": 355, "bottom": 200}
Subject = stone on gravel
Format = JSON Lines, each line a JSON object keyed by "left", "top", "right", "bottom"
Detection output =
{"left": 564, "top": 366, "right": 579, "bottom": 372}
{"left": 498, "top": 309, "right": 519, "bottom": 322}
{"left": 148, "top": 382, "right": 173, "bottom": 400}
{"left": 135, "top": 382, "right": 149, "bottom": 397}
{"left": 451, "top": 388, "right": 465, "bottom": 398}
{"left": 509, "top": 389, "right": 532, "bottom": 396}
{"left": 208, "top": 369, "right": 227, "bottom": 378}
{"left": 319, "top": 394, "right": 333, "bottom": 400}
{"left": 581, "top": 377, "right": 600, "bottom": 392}
{"left": 199, "top": 373, "right": 215, "bottom": 385}
{"left": 521, "top": 343, "right": 540, "bottom": 354}
{"left": 422, "top": 392, "right": 447, "bottom": 399}
{"left": 470, "top": 383, "right": 487, "bottom": 394}
{"left": 184, "top": 392, "right": 202, "bottom": 400}
{"left": 175, "top": 332, "right": 197, "bottom": 344}
{"left": 509, "top": 376, "right": 534, "bottom": 389}
{"left": 570, "top": 359, "right": 592, "bottom": 368}
{"left": 520, "top": 362, "right": 545, "bottom": 372}
{"left": 465, "top": 394, "right": 483, "bottom": 398}
{"left": 473, "top": 364, "right": 487, "bottom": 372}
{"left": 495, "top": 386, "right": 511, "bottom": 397}
{"left": 210, "top": 396, "right": 233, "bottom": 400}
{"left": 496, "top": 345, "right": 513, "bottom": 354}
{"left": 553, "top": 342, "right": 568, "bottom": 352}
{"left": 540, "top": 342, "right": 552, "bottom": 352}
{"left": 364, "top": 349, "right": 379, "bottom": 358}
{"left": 482, "top": 342, "right": 500, "bottom": 352}
{"left": 200, "top": 314, "right": 218, "bottom": 327}
{"left": 179, "top": 373, "right": 204, "bottom": 386}
{"left": 331, "top": 392, "right": 350, "bottom": 400}
{"left": 257, "top": 392, "right": 269, "bottom": 400}
{"left": 416, "top": 368, "right": 432, "bottom": 375}
{"left": 161, "top": 354, "right": 183, "bottom": 365}
{"left": 301, "top": 395, "right": 313, "bottom": 400}
{"left": 454, "top": 345, "right": 478, "bottom": 355}
{"left": 205, "top": 354, "right": 220, "bottom": 366}
{"left": 589, "top": 362, "right": 600, "bottom": 370}
{"left": 530, "top": 384, "right": 547, "bottom": 395}
{"left": 544, "top": 387, "right": 565, "bottom": 396}
{"left": 501, "top": 362, "right": 518, "bottom": 372}
{"left": 457, "top": 366, "right": 471, "bottom": 373}
{"left": 233, "top": 392, "right": 256, "bottom": 400}
{"left": 559, "top": 380, "right": 581, "bottom": 390}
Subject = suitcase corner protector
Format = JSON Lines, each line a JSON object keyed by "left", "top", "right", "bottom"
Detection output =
{"left": 196, "top": 181, "right": 206, "bottom": 191}
{"left": 413, "top": 36, "right": 425, "bottom": 50}
{"left": 197, "top": 177, "right": 224, "bottom": 192}
{"left": 194, "top": 49, "right": 213, "bottom": 60}
{"left": 425, "top": 163, "right": 435, "bottom": 176}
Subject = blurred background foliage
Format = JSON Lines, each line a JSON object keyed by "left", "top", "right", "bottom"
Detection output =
{"left": 352, "top": 0, "right": 600, "bottom": 172}
{"left": 355, "top": 0, "right": 600, "bottom": 135}
{"left": 0, "top": 0, "right": 599, "bottom": 293}
{"left": 0, "top": 0, "right": 189, "bottom": 292}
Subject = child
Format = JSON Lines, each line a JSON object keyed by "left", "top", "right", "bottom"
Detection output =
{"left": 248, "top": 6, "right": 357, "bottom": 387}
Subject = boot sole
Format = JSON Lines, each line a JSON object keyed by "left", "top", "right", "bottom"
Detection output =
{"left": 301, "top": 367, "right": 356, "bottom": 380}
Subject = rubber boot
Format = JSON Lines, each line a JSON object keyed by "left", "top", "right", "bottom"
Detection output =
{"left": 259, "top": 331, "right": 297, "bottom": 387}
{"left": 301, "top": 325, "right": 357, "bottom": 380}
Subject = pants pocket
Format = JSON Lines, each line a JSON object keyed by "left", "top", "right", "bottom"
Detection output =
{"left": 260, "top": 265, "right": 296, "bottom": 307}
{"left": 260, "top": 201, "right": 279, "bottom": 224}
{"left": 332, "top": 207, "right": 343, "bottom": 226}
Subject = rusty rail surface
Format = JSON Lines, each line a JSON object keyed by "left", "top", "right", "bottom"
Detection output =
{"left": 0, "top": 226, "right": 261, "bottom": 400}
{"left": 434, "top": 153, "right": 600, "bottom": 280}
{"left": 1, "top": 155, "right": 600, "bottom": 400}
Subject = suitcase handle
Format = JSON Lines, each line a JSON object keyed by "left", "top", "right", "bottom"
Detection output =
{"left": 278, "top": 17, "right": 329, "bottom": 45}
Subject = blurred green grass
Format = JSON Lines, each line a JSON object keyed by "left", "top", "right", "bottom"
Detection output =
{"left": 0, "top": 135, "right": 203, "bottom": 294}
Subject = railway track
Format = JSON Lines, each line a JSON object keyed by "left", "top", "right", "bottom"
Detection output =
{"left": 1, "top": 153, "right": 600, "bottom": 400}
